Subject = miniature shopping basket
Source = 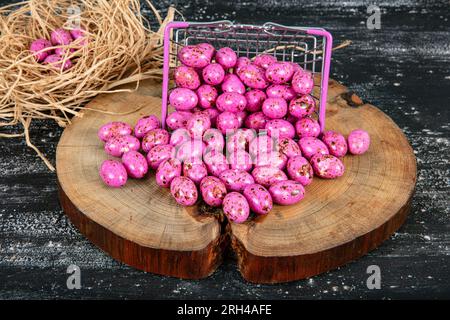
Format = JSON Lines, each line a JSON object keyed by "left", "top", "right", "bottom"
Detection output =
{"left": 161, "top": 21, "right": 333, "bottom": 132}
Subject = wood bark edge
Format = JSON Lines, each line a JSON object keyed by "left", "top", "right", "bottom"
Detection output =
{"left": 231, "top": 197, "right": 414, "bottom": 283}
{"left": 58, "top": 181, "right": 228, "bottom": 279}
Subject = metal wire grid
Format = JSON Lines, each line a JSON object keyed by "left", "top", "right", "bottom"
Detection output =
{"left": 172, "top": 21, "right": 326, "bottom": 75}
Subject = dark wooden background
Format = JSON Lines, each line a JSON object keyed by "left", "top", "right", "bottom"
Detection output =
{"left": 0, "top": 0, "right": 449, "bottom": 299}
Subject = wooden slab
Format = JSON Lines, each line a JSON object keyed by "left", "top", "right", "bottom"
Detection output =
{"left": 56, "top": 82, "right": 226, "bottom": 279}
{"left": 231, "top": 80, "right": 417, "bottom": 283}
{"left": 56, "top": 79, "right": 416, "bottom": 283}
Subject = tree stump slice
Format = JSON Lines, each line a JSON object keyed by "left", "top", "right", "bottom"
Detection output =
{"left": 56, "top": 79, "right": 416, "bottom": 283}
{"left": 56, "top": 82, "right": 225, "bottom": 279}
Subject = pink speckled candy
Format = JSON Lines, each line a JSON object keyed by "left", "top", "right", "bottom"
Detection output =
{"left": 282, "top": 86, "right": 297, "bottom": 101}
{"left": 215, "top": 47, "right": 237, "bottom": 69}
{"left": 285, "top": 113, "right": 298, "bottom": 125}
{"left": 265, "top": 62, "right": 295, "bottom": 84}
{"left": 200, "top": 176, "right": 227, "bottom": 207}
{"left": 245, "top": 89, "right": 266, "bottom": 112}
{"left": 170, "top": 176, "right": 198, "bottom": 206}
{"left": 235, "top": 110, "right": 247, "bottom": 128}
{"left": 141, "top": 129, "right": 169, "bottom": 153}
{"left": 216, "top": 111, "right": 240, "bottom": 134}
{"left": 70, "top": 28, "right": 86, "bottom": 45}
{"left": 289, "top": 62, "right": 303, "bottom": 74}
{"left": 122, "top": 151, "right": 148, "bottom": 179}
{"left": 266, "top": 84, "right": 296, "bottom": 101}
{"left": 242, "top": 127, "right": 258, "bottom": 142}
{"left": 203, "top": 128, "right": 225, "bottom": 151}
{"left": 292, "top": 71, "right": 314, "bottom": 95}
{"left": 253, "top": 54, "right": 277, "bottom": 69}
{"left": 221, "top": 74, "right": 246, "bottom": 95}
{"left": 43, "top": 54, "right": 72, "bottom": 70}
{"left": 226, "top": 129, "right": 255, "bottom": 153}
{"left": 98, "top": 121, "right": 133, "bottom": 142}
{"left": 174, "top": 65, "right": 201, "bottom": 89}
{"left": 216, "top": 92, "right": 247, "bottom": 113}
{"left": 347, "top": 129, "right": 370, "bottom": 155}
{"left": 50, "top": 28, "right": 73, "bottom": 45}
{"left": 228, "top": 150, "right": 253, "bottom": 172}
{"left": 169, "top": 128, "right": 190, "bottom": 147}
{"left": 146, "top": 144, "right": 175, "bottom": 170}
{"left": 54, "top": 44, "right": 75, "bottom": 55}
{"left": 202, "top": 63, "right": 225, "bottom": 85}
{"left": 104, "top": 134, "right": 140, "bottom": 157}
{"left": 191, "top": 106, "right": 204, "bottom": 114}
{"left": 219, "top": 169, "right": 254, "bottom": 192}
{"left": 169, "top": 88, "right": 198, "bottom": 111}
{"left": 235, "top": 56, "right": 251, "bottom": 75}
{"left": 176, "top": 139, "right": 205, "bottom": 162}
{"left": 286, "top": 155, "right": 313, "bottom": 186}
{"left": 196, "top": 84, "right": 218, "bottom": 109}
{"left": 295, "top": 117, "right": 321, "bottom": 138}
{"left": 310, "top": 154, "right": 345, "bottom": 179}
{"left": 269, "top": 180, "right": 305, "bottom": 205}
{"left": 54, "top": 44, "right": 75, "bottom": 56}
{"left": 252, "top": 166, "right": 287, "bottom": 188}
{"left": 265, "top": 84, "right": 284, "bottom": 99}
{"left": 178, "top": 45, "right": 211, "bottom": 68}
{"left": 238, "top": 64, "right": 269, "bottom": 89}
{"left": 243, "top": 184, "right": 272, "bottom": 215}
{"left": 166, "top": 111, "right": 191, "bottom": 130}
{"left": 196, "top": 43, "right": 215, "bottom": 59}
{"left": 203, "top": 108, "right": 220, "bottom": 127}
{"left": 156, "top": 158, "right": 182, "bottom": 187}
{"left": 99, "top": 160, "right": 127, "bottom": 188}
{"left": 183, "top": 159, "right": 207, "bottom": 185}
{"left": 278, "top": 138, "right": 301, "bottom": 158}
{"left": 289, "top": 95, "right": 316, "bottom": 118}
{"left": 254, "top": 150, "right": 287, "bottom": 170}
{"left": 322, "top": 130, "right": 348, "bottom": 157}
{"left": 186, "top": 112, "right": 211, "bottom": 139}
{"left": 30, "top": 39, "right": 52, "bottom": 62}
{"left": 134, "top": 115, "right": 160, "bottom": 139}
{"left": 265, "top": 119, "right": 296, "bottom": 139}
{"left": 298, "top": 137, "right": 329, "bottom": 160}
{"left": 262, "top": 97, "right": 288, "bottom": 119}
{"left": 244, "top": 112, "right": 268, "bottom": 130}
{"left": 222, "top": 192, "right": 250, "bottom": 223}
{"left": 203, "top": 150, "right": 229, "bottom": 177}
{"left": 249, "top": 135, "right": 275, "bottom": 158}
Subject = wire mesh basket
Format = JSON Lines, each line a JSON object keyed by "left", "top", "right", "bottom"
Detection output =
{"left": 161, "top": 20, "right": 333, "bottom": 132}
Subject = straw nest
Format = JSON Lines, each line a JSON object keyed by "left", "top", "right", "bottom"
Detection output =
{"left": 0, "top": 0, "right": 176, "bottom": 170}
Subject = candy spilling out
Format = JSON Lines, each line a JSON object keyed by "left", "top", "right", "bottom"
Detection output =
{"left": 29, "top": 28, "right": 86, "bottom": 70}
{"left": 97, "top": 44, "right": 370, "bottom": 224}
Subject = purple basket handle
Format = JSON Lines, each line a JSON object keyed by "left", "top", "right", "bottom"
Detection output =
{"left": 161, "top": 21, "right": 190, "bottom": 129}
{"left": 306, "top": 28, "right": 333, "bottom": 132}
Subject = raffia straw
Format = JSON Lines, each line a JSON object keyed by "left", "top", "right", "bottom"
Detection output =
{"left": 21, "top": 117, "right": 55, "bottom": 170}
{"left": 0, "top": 133, "right": 24, "bottom": 138}
{"left": 82, "top": 104, "right": 146, "bottom": 115}
{"left": 0, "top": 0, "right": 176, "bottom": 171}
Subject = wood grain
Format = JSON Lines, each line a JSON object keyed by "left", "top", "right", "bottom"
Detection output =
{"left": 55, "top": 78, "right": 416, "bottom": 283}
{"left": 56, "top": 83, "right": 225, "bottom": 279}
{"left": 230, "top": 79, "right": 417, "bottom": 283}
{"left": 58, "top": 184, "right": 227, "bottom": 279}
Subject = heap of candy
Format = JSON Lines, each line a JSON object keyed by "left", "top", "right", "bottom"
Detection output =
{"left": 29, "top": 28, "right": 86, "bottom": 70}
{"left": 97, "top": 44, "right": 370, "bottom": 224}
